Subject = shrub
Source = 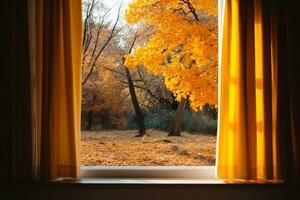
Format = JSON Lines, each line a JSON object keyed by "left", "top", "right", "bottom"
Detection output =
{"left": 182, "top": 111, "right": 217, "bottom": 134}
{"left": 126, "top": 109, "right": 217, "bottom": 134}
{"left": 144, "top": 109, "right": 175, "bottom": 131}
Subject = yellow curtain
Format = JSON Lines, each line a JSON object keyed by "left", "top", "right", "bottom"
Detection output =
{"left": 217, "top": 0, "right": 300, "bottom": 182}
{"left": 35, "top": 0, "right": 82, "bottom": 180}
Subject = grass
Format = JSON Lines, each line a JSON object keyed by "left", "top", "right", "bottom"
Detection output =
{"left": 81, "top": 130, "right": 216, "bottom": 166}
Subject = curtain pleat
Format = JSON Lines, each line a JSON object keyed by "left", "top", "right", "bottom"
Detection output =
{"left": 35, "top": 0, "right": 82, "bottom": 180}
{"left": 0, "top": 0, "right": 82, "bottom": 182}
{"left": 217, "top": 0, "right": 300, "bottom": 182}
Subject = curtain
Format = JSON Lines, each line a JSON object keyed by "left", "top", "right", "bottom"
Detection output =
{"left": 35, "top": 0, "right": 82, "bottom": 180}
{"left": 217, "top": 0, "right": 300, "bottom": 182}
{"left": 0, "top": 0, "right": 82, "bottom": 182}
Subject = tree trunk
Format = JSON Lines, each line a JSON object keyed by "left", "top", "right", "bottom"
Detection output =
{"left": 124, "top": 67, "right": 146, "bottom": 137}
{"left": 169, "top": 98, "right": 186, "bottom": 136}
{"left": 86, "top": 94, "right": 96, "bottom": 131}
{"left": 87, "top": 110, "right": 93, "bottom": 130}
{"left": 122, "top": 32, "right": 146, "bottom": 137}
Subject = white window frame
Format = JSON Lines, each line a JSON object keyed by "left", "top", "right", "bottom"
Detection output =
{"left": 78, "top": 0, "right": 225, "bottom": 183}
{"left": 81, "top": 166, "right": 215, "bottom": 178}
{"left": 79, "top": 166, "right": 221, "bottom": 184}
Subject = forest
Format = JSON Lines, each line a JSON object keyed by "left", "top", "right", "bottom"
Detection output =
{"left": 81, "top": 0, "right": 218, "bottom": 166}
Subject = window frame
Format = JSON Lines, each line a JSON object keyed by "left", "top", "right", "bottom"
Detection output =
{"left": 78, "top": 0, "right": 225, "bottom": 182}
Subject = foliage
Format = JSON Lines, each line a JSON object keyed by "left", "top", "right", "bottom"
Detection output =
{"left": 182, "top": 111, "right": 217, "bottom": 133}
{"left": 81, "top": 70, "right": 132, "bottom": 129}
{"left": 126, "top": 108, "right": 217, "bottom": 134}
{"left": 201, "top": 103, "right": 218, "bottom": 120}
{"left": 125, "top": 0, "right": 218, "bottom": 110}
{"left": 81, "top": 0, "right": 219, "bottom": 133}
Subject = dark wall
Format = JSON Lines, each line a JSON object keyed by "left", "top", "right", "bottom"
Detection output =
{"left": 1, "top": 183, "right": 299, "bottom": 200}
{"left": 0, "top": 0, "right": 33, "bottom": 181}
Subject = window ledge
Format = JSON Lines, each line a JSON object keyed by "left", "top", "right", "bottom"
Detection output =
{"left": 55, "top": 166, "right": 223, "bottom": 184}
{"left": 55, "top": 166, "right": 283, "bottom": 184}
{"left": 62, "top": 178, "right": 224, "bottom": 184}
{"left": 81, "top": 166, "right": 215, "bottom": 179}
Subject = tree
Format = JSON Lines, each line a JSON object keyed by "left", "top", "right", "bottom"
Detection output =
{"left": 124, "top": 0, "right": 218, "bottom": 136}
{"left": 81, "top": 0, "right": 134, "bottom": 130}
{"left": 125, "top": 0, "right": 218, "bottom": 111}
{"left": 82, "top": 0, "right": 123, "bottom": 86}
{"left": 169, "top": 98, "right": 186, "bottom": 136}
{"left": 103, "top": 26, "right": 179, "bottom": 136}
{"left": 122, "top": 31, "right": 146, "bottom": 137}
{"left": 81, "top": 69, "right": 131, "bottom": 130}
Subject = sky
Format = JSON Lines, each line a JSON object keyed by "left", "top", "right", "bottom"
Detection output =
{"left": 101, "top": 0, "right": 132, "bottom": 24}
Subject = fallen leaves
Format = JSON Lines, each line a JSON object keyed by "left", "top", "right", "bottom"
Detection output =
{"left": 81, "top": 129, "right": 216, "bottom": 166}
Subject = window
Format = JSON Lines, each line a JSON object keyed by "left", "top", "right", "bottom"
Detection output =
{"left": 80, "top": 0, "right": 220, "bottom": 180}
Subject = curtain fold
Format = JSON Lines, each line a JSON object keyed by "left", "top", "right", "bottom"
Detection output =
{"left": 217, "top": 0, "right": 300, "bottom": 182}
{"left": 35, "top": 0, "right": 82, "bottom": 180}
{"left": 0, "top": 0, "right": 82, "bottom": 182}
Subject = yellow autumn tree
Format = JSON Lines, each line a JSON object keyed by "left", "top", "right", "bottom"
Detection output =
{"left": 125, "top": 0, "right": 218, "bottom": 110}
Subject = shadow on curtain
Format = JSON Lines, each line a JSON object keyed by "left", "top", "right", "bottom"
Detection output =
{"left": 217, "top": 0, "right": 300, "bottom": 182}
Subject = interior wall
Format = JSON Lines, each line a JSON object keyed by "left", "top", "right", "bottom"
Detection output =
{"left": 1, "top": 183, "right": 299, "bottom": 200}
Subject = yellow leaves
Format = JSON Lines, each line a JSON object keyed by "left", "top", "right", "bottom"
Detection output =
{"left": 162, "top": 66, "right": 218, "bottom": 110}
{"left": 190, "top": 0, "right": 218, "bottom": 16}
{"left": 81, "top": 130, "right": 216, "bottom": 166}
{"left": 126, "top": 0, "right": 218, "bottom": 24}
{"left": 125, "top": 0, "right": 218, "bottom": 110}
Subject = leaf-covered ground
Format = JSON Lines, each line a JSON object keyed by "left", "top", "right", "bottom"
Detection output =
{"left": 81, "top": 130, "right": 216, "bottom": 166}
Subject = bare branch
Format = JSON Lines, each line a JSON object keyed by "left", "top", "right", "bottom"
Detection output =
{"left": 82, "top": 1, "right": 123, "bottom": 86}
{"left": 180, "top": 0, "right": 200, "bottom": 22}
